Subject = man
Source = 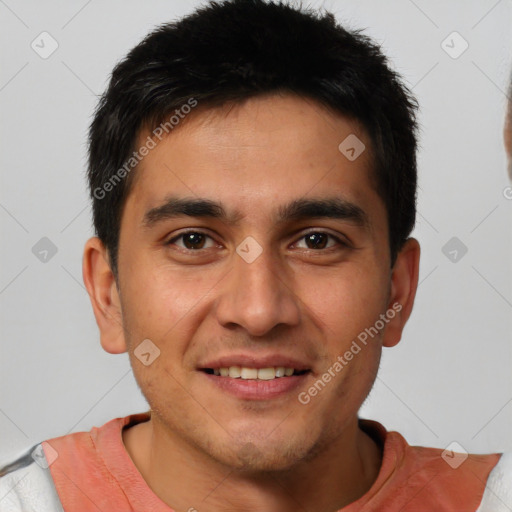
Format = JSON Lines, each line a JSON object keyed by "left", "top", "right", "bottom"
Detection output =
{"left": 0, "top": 1, "right": 509, "bottom": 510}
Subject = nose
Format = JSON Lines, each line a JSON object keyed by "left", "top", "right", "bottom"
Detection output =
{"left": 214, "top": 247, "right": 301, "bottom": 337}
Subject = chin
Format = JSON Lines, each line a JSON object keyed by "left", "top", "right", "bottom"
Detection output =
{"left": 205, "top": 433, "right": 316, "bottom": 473}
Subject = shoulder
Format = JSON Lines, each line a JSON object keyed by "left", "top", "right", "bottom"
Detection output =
{"left": 402, "top": 440, "right": 500, "bottom": 490}
{"left": 0, "top": 414, "right": 142, "bottom": 512}
{"left": 0, "top": 444, "right": 64, "bottom": 512}
{"left": 476, "top": 451, "right": 512, "bottom": 511}
{"left": 377, "top": 428, "right": 502, "bottom": 511}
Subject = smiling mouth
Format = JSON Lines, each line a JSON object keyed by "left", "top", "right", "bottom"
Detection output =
{"left": 201, "top": 367, "right": 310, "bottom": 380}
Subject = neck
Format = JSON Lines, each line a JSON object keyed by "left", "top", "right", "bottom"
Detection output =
{"left": 123, "top": 415, "right": 382, "bottom": 512}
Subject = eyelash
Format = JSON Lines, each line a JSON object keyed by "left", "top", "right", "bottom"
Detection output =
{"left": 165, "top": 229, "right": 349, "bottom": 252}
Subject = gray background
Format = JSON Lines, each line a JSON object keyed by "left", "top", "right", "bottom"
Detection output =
{"left": 1, "top": 0, "right": 512, "bottom": 465}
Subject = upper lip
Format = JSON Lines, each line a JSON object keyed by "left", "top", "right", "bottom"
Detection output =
{"left": 199, "top": 354, "right": 311, "bottom": 371}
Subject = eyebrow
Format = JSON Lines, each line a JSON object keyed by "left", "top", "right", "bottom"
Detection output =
{"left": 142, "top": 195, "right": 370, "bottom": 229}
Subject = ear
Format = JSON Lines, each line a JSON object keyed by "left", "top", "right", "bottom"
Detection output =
{"left": 82, "top": 237, "right": 127, "bottom": 354}
{"left": 382, "top": 237, "right": 420, "bottom": 348}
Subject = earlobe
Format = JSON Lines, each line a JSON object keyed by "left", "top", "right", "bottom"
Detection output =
{"left": 82, "top": 237, "right": 127, "bottom": 354}
{"left": 382, "top": 238, "right": 421, "bottom": 348}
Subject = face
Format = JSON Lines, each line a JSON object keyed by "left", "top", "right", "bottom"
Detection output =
{"left": 86, "top": 94, "right": 418, "bottom": 472}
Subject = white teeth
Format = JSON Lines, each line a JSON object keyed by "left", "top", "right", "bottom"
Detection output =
{"left": 212, "top": 366, "right": 300, "bottom": 380}
{"left": 275, "top": 366, "right": 286, "bottom": 377}
{"left": 228, "top": 366, "right": 241, "bottom": 378}
{"left": 240, "top": 367, "right": 258, "bottom": 379}
{"left": 257, "top": 367, "right": 275, "bottom": 380}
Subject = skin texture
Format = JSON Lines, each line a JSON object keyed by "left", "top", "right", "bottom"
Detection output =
{"left": 83, "top": 94, "right": 420, "bottom": 512}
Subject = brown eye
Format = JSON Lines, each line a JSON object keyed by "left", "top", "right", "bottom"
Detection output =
{"left": 182, "top": 233, "right": 206, "bottom": 249}
{"left": 168, "top": 231, "right": 216, "bottom": 250}
{"left": 304, "top": 233, "right": 329, "bottom": 249}
{"left": 296, "top": 232, "right": 342, "bottom": 250}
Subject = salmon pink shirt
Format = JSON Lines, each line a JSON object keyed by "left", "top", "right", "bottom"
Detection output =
{"left": 1, "top": 412, "right": 510, "bottom": 511}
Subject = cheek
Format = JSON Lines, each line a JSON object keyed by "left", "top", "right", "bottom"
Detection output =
{"left": 119, "top": 259, "right": 219, "bottom": 349}
{"left": 298, "top": 265, "right": 389, "bottom": 341}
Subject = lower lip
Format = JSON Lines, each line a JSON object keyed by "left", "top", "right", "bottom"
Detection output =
{"left": 200, "top": 372, "right": 309, "bottom": 400}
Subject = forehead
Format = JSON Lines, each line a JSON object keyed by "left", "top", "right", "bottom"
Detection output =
{"left": 123, "top": 94, "right": 386, "bottom": 234}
